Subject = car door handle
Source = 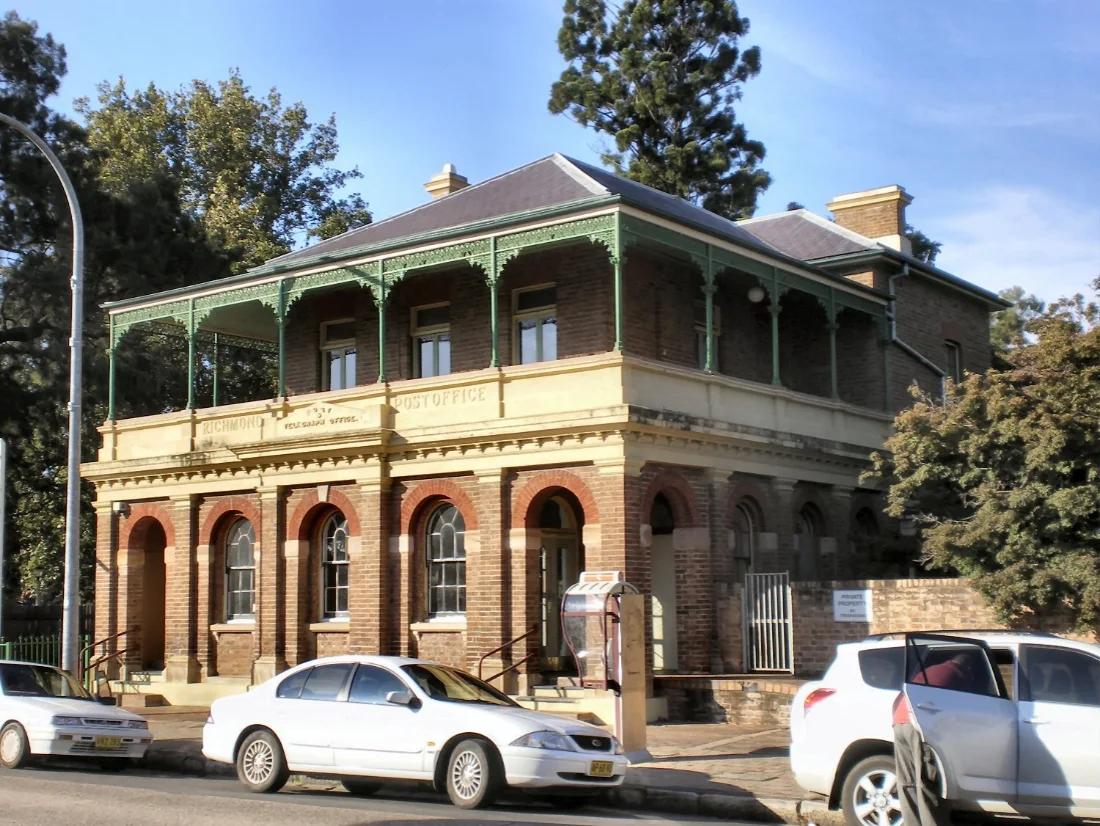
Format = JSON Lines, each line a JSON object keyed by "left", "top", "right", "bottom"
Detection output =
{"left": 1023, "top": 718, "right": 1049, "bottom": 725}
{"left": 915, "top": 703, "right": 940, "bottom": 712}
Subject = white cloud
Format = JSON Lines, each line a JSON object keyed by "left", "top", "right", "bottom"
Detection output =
{"left": 924, "top": 186, "right": 1100, "bottom": 302}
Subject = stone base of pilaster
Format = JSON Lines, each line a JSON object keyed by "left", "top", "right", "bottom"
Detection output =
{"left": 252, "top": 655, "right": 288, "bottom": 685}
{"left": 164, "top": 655, "right": 202, "bottom": 684}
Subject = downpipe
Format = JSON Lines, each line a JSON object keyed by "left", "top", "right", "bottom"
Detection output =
{"left": 888, "top": 264, "right": 948, "bottom": 402}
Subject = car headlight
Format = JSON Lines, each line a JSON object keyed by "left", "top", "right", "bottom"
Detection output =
{"left": 126, "top": 719, "right": 148, "bottom": 729}
{"left": 610, "top": 736, "right": 624, "bottom": 755}
{"left": 51, "top": 715, "right": 83, "bottom": 727}
{"left": 510, "top": 731, "right": 577, "bottom": 751}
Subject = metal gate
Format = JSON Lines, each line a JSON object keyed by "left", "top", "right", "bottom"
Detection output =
{"left": 742, "top": 572, "right": 794, "bottom": 673}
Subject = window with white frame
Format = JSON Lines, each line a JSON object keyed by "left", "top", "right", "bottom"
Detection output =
{"left": 321, "top": 319, "right": 357, "bottom": 391}
{"left": 514, "top": 285, "right": 557, "bottom": 364}
{"left": 945, "top": 340, "right": 962, "bottom": 383}
{"left": 320, "top": 512, "right": 350, "bottom": 619}
{"left": 225, "top": 518, "right": 256, "bottom": 621}
{"left": 426, "top": 503, "right": 466, "bottom": 618}
{"left": 412, "top": 303, "right": 451, "bottom": 378}
{"left": 694, "top": 300, "right": 722, "bottom": 370}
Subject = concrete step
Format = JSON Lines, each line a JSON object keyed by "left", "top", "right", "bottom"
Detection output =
{"left": 118, "top": 693, "right": 166, "bottom": 708}
{"left": 531, "top": 684, "right": 590, "bottom": 699}
{"left": 110, "top": 676, "right": 251, "bottom": 708}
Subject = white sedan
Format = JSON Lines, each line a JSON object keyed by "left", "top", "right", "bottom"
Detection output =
{"left": 203, "top": 655, "right": 628, "bottom": 809}
{"left": 0, "top": 660, "right": 152, "bottom": 770}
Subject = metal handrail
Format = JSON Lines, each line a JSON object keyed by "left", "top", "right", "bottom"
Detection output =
{"left": 477, "top": 626, "right": 538, "bottom": 681}
{"left": 85, "top": 647, "right": 131, "bottom": 696}
{"left": 79, "top": 626, "right": 137, "bottom": 680}
{"left": 485, "top": 651, "right": 539, "bottom": 685}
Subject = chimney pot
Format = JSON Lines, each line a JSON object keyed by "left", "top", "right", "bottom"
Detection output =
{"left": 424, "top": 163, "right": 469, "bottom": 200}
{"left": 826, "top": 185, "right": 914, "bottom": 255}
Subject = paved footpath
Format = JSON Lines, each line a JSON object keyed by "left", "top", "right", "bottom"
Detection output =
{"left": 138, "top": 709, "right": 834, "bottom": 824}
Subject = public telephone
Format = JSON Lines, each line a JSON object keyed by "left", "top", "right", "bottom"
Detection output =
{"left": 560, "top": 571, "right": 649, "bottom": 762}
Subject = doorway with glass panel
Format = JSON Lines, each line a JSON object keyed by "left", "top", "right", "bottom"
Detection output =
{"left": 537, "top": 496, "right": 584, "bottom": 672}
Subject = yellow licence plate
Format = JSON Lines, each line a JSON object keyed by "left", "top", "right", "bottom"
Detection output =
{"left": 94, "top": 736, "right": 122, "bottom": 750}
{"left": 588, "top": 760, "right": 614, "bottom": 778}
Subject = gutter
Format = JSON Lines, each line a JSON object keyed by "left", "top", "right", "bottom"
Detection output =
{"left": 888, "top": 264, "right": 948, "bottom": 401}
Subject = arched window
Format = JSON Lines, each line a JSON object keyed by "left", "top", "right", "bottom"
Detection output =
{"left": 795, "top": 503, "right": 824, "bottom": 581}
{"left": 650, "top": 494, "right": 675, "bottom": 536}
{"left": 853, "top": 507, "right": 879, "bottom": 538}
{"left": 321, "top": 512, "right": 350, "bottom": 619}
{"left": 225, "top": 518, "right": 256, "bottom": 621}
{"left": 733, "top": 500, "right": 760, "bottom": 571}
{"left": 427, "top": 503, "right": 466, "bottom": 618}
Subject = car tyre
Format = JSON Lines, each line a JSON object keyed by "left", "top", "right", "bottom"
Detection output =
{"left": 841, "top": 754, "right": 903, "bottom": 826}
{"left": 342, "top": 778, "right": 383, "bottom": 796}
{"left": 0, "top": 722, "right": 31, "bottom": 770}
{"left": 445, "top": 738, "right": 499, "bottom": 809}
{"left": 236, "top": 729, "right": 289, "bottom": 794}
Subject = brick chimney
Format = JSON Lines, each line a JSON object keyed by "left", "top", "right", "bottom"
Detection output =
{"left": 423, "top": 163, "right": 469, "bottom": 200}
{"left": 826, "top": 185, "right": 913, "bottom": 256}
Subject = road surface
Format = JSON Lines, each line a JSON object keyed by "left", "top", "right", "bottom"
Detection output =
{"left": 0, "top": 765, "right": 731, "bottom": 825}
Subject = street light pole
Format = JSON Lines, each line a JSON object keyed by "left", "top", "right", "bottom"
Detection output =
{"left": 0, "top": 113, "right": 84, "bottom": 674}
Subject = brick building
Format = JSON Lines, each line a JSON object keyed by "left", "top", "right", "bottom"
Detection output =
{"left": 84, "top": 156, "right": 1006, "bottom": 706}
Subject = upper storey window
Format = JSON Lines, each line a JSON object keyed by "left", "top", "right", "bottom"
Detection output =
{"left": 412, "top": 303, "right": 451, "bottom": 378}
{"left": 514, "top": 285, "right": 557, "bottom": 365}
{"left": 945, "top": 340, "right": 962, "bottom": 383}
{"left": 321, "top": 319, "right": 357, "bottom": 391}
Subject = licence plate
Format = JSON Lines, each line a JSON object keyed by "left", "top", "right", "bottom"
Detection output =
{"left": 588, "top": 760, "right": 614, "bottom": 778}
{"left": 94, "top": 736, "right": 122, "bottom": 750}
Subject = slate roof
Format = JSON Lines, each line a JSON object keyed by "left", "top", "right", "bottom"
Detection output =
{"left": 737, "top": 209, "right": 874, "bottom": 260}
{"left": 267, "top": 154, "right": 776, "bottom": 269}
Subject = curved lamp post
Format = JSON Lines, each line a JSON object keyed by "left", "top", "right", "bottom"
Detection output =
{"left": 0, "top": 113, "right": 84, "bottom": 675}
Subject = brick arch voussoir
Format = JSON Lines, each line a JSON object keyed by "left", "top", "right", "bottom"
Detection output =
{"left": 119, "top": 502, "right": 176, "bottom": 550}
{"left": 289, "top": 488, "right": 362, "bottom": 542}
{"left": 729, "top": 480, "right": 774, "bottom": 534}
{"left": 512, "top": 470, "right": 600, "bottom": 529}
{"left": 198, "top": 496, "right": 263, "bottom": 547}
{"left": 641, "top": 468, "right": 701, "bottom": 528}
{"left": 400, "top": 479, "right": 480, "bottom": 535}
{"left": 793, "top": 485, "right": 832, "bottom": 536}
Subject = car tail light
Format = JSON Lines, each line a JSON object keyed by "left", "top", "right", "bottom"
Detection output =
{"left": 803, "top": 687, "right": 836, "bottom": 714}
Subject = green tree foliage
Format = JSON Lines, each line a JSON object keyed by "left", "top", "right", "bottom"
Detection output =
{"left": 904, "top": 224, "right": 941, "bottom": 265}
{"left": 990, "top": 285, "right": 1046, "bottom": 355}
{"left": 77, "top": 70, "right": 370, "bottom": 272}
{"left": 865, "top": 280, "right": 1100, "bottom": 631}
{"left": 785, "top": 201, "right": 804, "bottom": 211}
{"left": 0, "top": 13, "right": 368, "bottom": 601}
{"left": 549, "top": 0, "right": 770, "bottom": 219}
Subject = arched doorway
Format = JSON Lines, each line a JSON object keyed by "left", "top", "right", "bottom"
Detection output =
{"left": 538, "top": 496, "right": 582, "bottom": 671}
{"left": 794, "top": 504, "right": 824, "bottom": 581}
{"left": 733, "top": 499, "right": 762, "bottom": 579}
{"left": 140, "top": 521, "right": 167, "bottom": 671}
{"left": 649, "top": 494, "right": 677, "bottom": 672}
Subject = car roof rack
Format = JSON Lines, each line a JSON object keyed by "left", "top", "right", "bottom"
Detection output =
{"left": 863, "top": 629, "right": 1058, "bottom": 642}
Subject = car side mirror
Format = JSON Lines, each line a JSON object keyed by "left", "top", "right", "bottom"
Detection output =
{"left": 386, "top": 689, "right": 415, "bottom": 706}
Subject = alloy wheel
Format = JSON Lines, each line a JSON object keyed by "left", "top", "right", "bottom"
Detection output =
{"left": 0, "top": 730, "right": 19, "bottom": 764}
{"left": 450, "top": 749, "right": 483, "bottom": 800}
{"left": 853, "top": 768, "right": 902, "bottom": 826}
{"left": 242, "top": 738, "right": 275, "bottom": 785}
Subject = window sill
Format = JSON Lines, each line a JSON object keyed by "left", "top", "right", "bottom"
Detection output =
{"left": 410, "top": 620, "right": 467, "bottom": 634}
{"left": 310, "top": 621, "right": 350, "bottom": 633}
{"left": 210, "top": 622, "right": 255, "bottom": 634}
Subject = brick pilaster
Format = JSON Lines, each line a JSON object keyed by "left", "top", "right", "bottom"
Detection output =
{"left": 92, "top": 503, "right": 121, "bottom": 679}
{"left": 253, "top": 487, "right": 287, "bottom": 682}
{"left": 828, "top": 486, "right": 855, "bottom": 580}
{"left": 707, "top": 470, "right": 738, "bottom": 672}
{"left": 195, "top": 526, "right": 213, "bottom": 679}
{"left": 469, "top": 469, "right": 506, "bottom": 679}
{"left": 772, "top": 478, "right": 798, "bottom": 575}
{"left": 165, "top": 495, "right": 200, "bottom": 683}
{"left": 352, "top": 465, "right": 389, "bottom": 655}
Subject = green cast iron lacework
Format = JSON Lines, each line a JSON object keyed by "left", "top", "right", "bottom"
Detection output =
{"left": 285, "top": 261, "right": 382, "bottom": 310}
{"left": 111, "top": 299, "right": 191, "bottom": 346}
{"left": 195, "top": 281, "right": 281, "bottom": 323}
{"left": 132, "top": 321, "right": 278, "bottom": 353}
{"left": 382, "top": 239, "right": 491, "bottom": 284}
{"left": 493, "top": 214, "right": 618, "bottom": 276}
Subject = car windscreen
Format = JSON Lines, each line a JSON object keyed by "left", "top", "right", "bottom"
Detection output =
{"left": 0, "top": 663, "right": 93, "bottom": 700}
{"left": 401, "top": 664, "right": 518, "bottom": 707}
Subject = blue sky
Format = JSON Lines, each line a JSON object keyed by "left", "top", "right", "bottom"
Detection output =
{"left": 20, "top": 0, "right": 1100, "bottom": 302}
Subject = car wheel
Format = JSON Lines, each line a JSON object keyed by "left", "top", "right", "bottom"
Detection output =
{"left": 342, "top": 779, "right": 383, "bottom": 796}
{"left": 99, "top": 758, "right": 130, "bottom": 772}
{"left": 0, "top": 722, "right": 31, "bottom": 770}
{"left": 236, "top": 730, "right": 289, "bottom": 794}
{"left": 842, "top": 754, "right": 903, "bottom": 826}
{"left": 446, "top": 738, "right": 499, "bottom": 809}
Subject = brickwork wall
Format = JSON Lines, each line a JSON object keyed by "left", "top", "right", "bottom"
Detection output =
{"left": 778, "top": 292, "right": 831, "bottom": 398}
{"left": 622, "top": 252, "right": 698, "bottom": 368}
{"left": 832, "top": 200, "right": 904, "bottom": 240}
{"left": 213, "top": 632, "right": 254, "bottom": 677}
{"left": 659, "top": 678, "right": 798, "bottom": 725}
{"left": 836, "top": 308, "right": 884, "bottom": 409}
{"left": 713, "top": 278, "right": 772, "bottom": 383}
{"left": 416, "top": 630, "right": 467, "bottom": 668}
{"left": 315, "top": 631, "right": 350, "bottom": 658}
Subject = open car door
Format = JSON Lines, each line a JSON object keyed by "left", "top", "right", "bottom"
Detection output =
{"left": 904, "top": 633, "right": 1017, "bottom": 804}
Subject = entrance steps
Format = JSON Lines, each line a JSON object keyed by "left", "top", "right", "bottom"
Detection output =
{"left": 512, "top": 684, "right": 668, "bottom": 725}
{"left": 110, "top": 675, "right": 251, "bottom": 708}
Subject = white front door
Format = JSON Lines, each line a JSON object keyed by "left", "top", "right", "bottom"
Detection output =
{"left": 904, "top": 633, "right": 1017, "bottom": 803}
{"left": 333, "top": 664, "right": 426, "bottom": 775}
{"left": 540, "top": 532, "right": 579, "bottom": 668}
{"left": 651, "top": 533, "right": 677, "bottom": 672}
{"left": 1017, "top": 644, "right": 1100, "bottom": 810}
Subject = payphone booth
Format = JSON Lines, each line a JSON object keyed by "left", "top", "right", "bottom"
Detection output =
{"left": 561, "top": 571, "right": 649, "bottom": 762}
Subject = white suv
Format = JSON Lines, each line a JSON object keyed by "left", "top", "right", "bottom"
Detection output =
{"left": 790, "top": 630, "right": 1100, "bottom": 826}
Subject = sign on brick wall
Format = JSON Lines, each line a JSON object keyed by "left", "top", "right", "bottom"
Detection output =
{"left": 833, "top": 589, "right": 873, "bottom": 622}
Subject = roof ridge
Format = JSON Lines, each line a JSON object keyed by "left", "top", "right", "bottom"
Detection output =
{"left": 739, "top": 207, "right": 882, "bottom": 252}
{"left": 264, "top": 154, "right": 565, "bottom": 267}
{"left": 550, "top": 153, "right": 610, "bottom": 197}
